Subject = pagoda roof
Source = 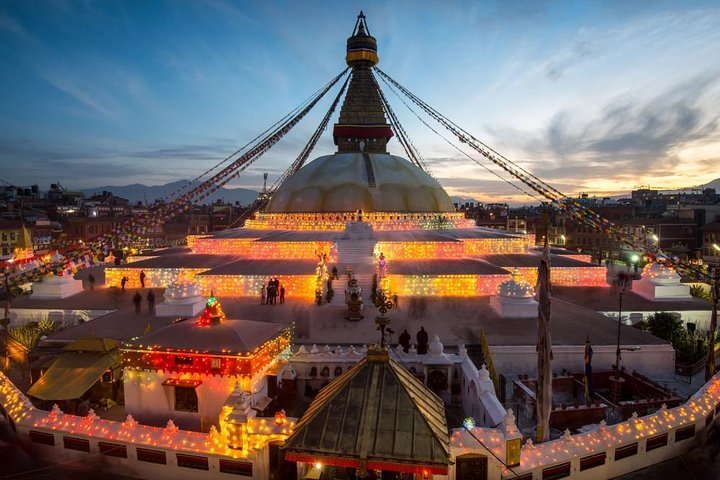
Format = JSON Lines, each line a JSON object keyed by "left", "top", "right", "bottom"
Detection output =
{"left": 283, "top": 349, "right": 452, "bottom": 475}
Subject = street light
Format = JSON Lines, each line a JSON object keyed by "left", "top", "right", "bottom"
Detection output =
{"left": 630, "top": 254, "right": 640, "bottom": 274}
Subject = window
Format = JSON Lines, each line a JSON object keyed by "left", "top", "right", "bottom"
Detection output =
{"left": 334, "top": 367, "right": 343, "bottom": 377}
{"left": 29, "top": 430, "right": 55, "bottom": 446}
{"left": 219, "top": 459, "right": 253, "bottom": 476}
{"left": 136, "top": 448, "right": 167, "bottom": 464}
{"left": 542, "top": 462, "right": 570, "bottom": 479}
{"left": 580, "top": 453, "right": 606, "bottom": 471}
{"left": 646, "top": 433, "right": 668, "bottom": 452}
{"left": 176, "top": 453, "right": 209, "bottom": 470}
{"left": 675, "top": 425, "right": 695, "bottom": 442}
{"left": 175, "top": 386, "right": 199, "bottom": 412}
{"left": 309, "top": 367, "right": 317, "bottom": 377}
{"left": 211, "top": 357, "right": 221, "bottom": 370}
{"left": 614, "top": 443, "right": 638, "bottom": 460}
{"left": 99, "top": 442, "right": 127, "bottom": 458}
{"left": 320, "top": 367, "right": 330, "bottom": 377}
{"left": 63, "top": 436, "right": 90, "bottom": 452}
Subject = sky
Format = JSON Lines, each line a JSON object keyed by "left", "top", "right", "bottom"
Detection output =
{"left": 0, "top": 0, "right": 719, "bottom": 205}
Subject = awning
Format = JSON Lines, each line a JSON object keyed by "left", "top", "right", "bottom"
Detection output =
{"left": 27, "top": 351, "right": 119, "bottom": 401}
{"left": 162, "top": 378, "right": 202, "bottom": 388}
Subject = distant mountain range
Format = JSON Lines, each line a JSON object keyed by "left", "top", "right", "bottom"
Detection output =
{"left": 80, "top": 177, "right": 720, "bottom": 207}
{"left": 80, "top": 180, "right": 259, "bottom": 205}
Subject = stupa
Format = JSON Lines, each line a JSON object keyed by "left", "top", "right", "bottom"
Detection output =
{"left": 105, "top": 12, "right": 606, "bottom": 302}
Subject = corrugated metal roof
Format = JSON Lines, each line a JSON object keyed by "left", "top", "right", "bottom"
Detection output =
{"left": 27, "top": 348, "right": 120, "bottom": 401}
{"left": 284, "top": 350, "right": 451, "bottom": 470}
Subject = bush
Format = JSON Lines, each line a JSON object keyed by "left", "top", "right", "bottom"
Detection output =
{"left": 633, "top": 320, "right": 649, "bottom": 331}
{"left": 647, "top": 312, "right": 684, "bottom": 343}
{"left": 690, "top": 284, "right": 712, "bottom": 302}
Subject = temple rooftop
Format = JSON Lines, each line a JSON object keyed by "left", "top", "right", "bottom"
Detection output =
{"left": 126, "top": 317, "right": 288, "bottom": 355}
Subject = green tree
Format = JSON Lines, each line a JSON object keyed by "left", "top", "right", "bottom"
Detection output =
{"left": 647, "top": 312, "right": 684, "bottom": 343}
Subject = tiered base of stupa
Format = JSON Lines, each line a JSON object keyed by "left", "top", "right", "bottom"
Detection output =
{"left": 106, "top": 213, "right": 607, "bottom": 299}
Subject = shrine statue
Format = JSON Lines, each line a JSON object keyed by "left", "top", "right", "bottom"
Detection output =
{"left": 345, "top": 278, "right": 364, "bottom": 321}
{"left": 377, "top": 252, "right": 387, "bottom": 278}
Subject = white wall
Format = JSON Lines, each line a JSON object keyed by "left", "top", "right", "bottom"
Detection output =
{"left": 123, "top": 370, "right": 267, "bottom": 431}
{"left": 8, "top": 308, "right": 115, "bottom": 327}
{"left": 490, "top": 344, "right": 676, "bottom": 379}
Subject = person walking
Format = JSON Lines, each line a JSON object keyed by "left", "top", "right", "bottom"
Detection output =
{"left": 331, "top": 265, "right": 338, "bottom": 280}
{"left": 121, "top": 276, "right": 128, "bottom": 293}
{"left": 132, "top": 292, "right": 142, "bottom": 314}
{"left": 88, "top": 274, "right": 96, "bottom": 290}
{"left": 279, "top": 285, "right": 285, "bottom": 304}
{"left": 147, "top": 289, "right": 155, "bottom": 314}
{"left": 139, "top": 270, "right": 146, "bottom": 288}
{"left": 261, "top": 285, "right": 267, "bottom": 305}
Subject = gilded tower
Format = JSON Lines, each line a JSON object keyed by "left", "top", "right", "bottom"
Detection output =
{"left": 332, "top": 12, "right": 393, "bottom": 154}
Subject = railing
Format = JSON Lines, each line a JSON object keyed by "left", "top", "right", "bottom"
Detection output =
{"left": 479, "top": 327, "right": 499, "bottom": 395}
{"left": 0, "top": 371, "right": 294, "bottom": 480}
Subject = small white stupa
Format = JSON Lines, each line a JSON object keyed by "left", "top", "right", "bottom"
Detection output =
{"left": 155, "top": 273, "right": 206, "bottom": 317}
{"left": 31, "top": 268, "right": 83, "bottom": 300}
{"left": 489, "top": 271, "right": 538, "bottom": 318}
{"left": 634, "top": 263, "right": 691, "bottom": 300}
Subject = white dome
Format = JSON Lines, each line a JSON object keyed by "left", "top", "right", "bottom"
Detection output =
{"left": 643, "top": 263, "right": 681, "bottom": 285}
{"left": 497, "top": 278, "right": 535, "bottom": 299}
{"left": 267, "top": 153, "right": 455, "bottom": 213}
{"left": 165, "top": 277, "right": 201, "bottom": 300}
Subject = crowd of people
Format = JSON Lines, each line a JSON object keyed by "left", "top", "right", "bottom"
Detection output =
{"left": 261, "top": 278, "right": 285, "bottom": 305}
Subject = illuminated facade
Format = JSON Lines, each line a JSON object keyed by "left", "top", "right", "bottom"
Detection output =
{"left": 121, "top": 296, "right": 292, "bottom": 431}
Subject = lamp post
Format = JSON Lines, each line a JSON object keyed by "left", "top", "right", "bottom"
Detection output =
{"left": 611, "top": 271, "right": 631, "bottom": 402}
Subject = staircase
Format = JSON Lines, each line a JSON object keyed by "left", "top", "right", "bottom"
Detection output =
{"left": 336, "top": 239, "right": 376, "bottom": 296}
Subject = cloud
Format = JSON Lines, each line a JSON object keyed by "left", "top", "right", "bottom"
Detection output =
{"left": 497, "top": 72, "right": 720, "bottom": 186}
{"left": 39, "top": 69, "right": 121, "bottom": 120}
{"left": 545, "top": 41, "right": 599, "bottom": 81}
{"left": 0, "top": 13, "right": 38, "bottom": 44}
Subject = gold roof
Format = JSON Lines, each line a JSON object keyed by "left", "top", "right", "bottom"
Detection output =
{"left": 283, "top": 351, "right": 451, "bottom": 470}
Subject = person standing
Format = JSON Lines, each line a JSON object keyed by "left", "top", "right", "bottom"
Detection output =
{"left": 261, "top": 285, "right": 267, "bottom": 305}
{"left": 139, "top": 270, "right": 146, "bottom": 289}
{"left": 147, "top": 289, "right": 155, "bottom": 314}
{"left": 279, "top": 285, "right": 285, "bottom": 304}
{"left": 88, "top": 274, "right": 96, "bottom": 290}
{"left": 121, "top": 276, "right": 128, "bottom": 293}
{"left": 416, "top": 326, "right": 429, "bottom": 354}
{"left": 399, "top": 329, "right": 411, "bottom": 353}
{"left": 132, "top": 292, "right": 142, "bottom": 314}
